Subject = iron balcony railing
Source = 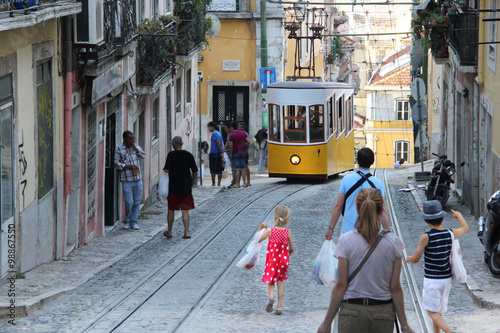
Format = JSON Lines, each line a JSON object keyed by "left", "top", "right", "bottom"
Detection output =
{"left": 449, "top": 11, "right": 479, "bottom": 66}
{"left": 177, "top": 19, "right": 204, "bottom": 56}
{"left": 137, "top": 22, "right": 177, "bottom": 86}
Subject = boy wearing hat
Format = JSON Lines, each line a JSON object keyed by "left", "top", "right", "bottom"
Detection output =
{"left": 406, "top": 200, "right": 469, "bottom": 333}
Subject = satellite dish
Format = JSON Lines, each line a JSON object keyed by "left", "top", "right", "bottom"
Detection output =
{"left": 207, "top": 14, "right": 221, "bottom": 38}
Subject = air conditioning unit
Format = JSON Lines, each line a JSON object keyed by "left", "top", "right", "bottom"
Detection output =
{"left": 74, "top": 0, "right": 104, "bottom": 45}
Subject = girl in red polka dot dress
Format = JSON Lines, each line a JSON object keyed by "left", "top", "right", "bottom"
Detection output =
{"left": 258, "top": 205, "right": 295, "bottom": 315}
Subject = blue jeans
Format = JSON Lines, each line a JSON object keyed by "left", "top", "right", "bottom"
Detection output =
{"left": 122, "top": 180, "right": 143, "bottom": 224}
{"left": 258, "top": 149, "right": 268, "bottom": 173}
{"left": 232, "top": 153, "right": 246, "bottom": 170}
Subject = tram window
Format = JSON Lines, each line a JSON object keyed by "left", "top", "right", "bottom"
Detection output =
{"left": 269, "top": 104, "right": 281, "bottom": 142}
{"left": 328, "top": 97, "right": 334, "bottom": 136}
{"left": 284, "top": 105, "right": 306, "bottom": 142}
{"left": 337, "top": 97, "right": 344, "bottom": 137}
{"left": 310, "top": 105, "right": 324, "bottom": 142}
{"left": 347, "top": 97, "right": 353, "bottom": 133}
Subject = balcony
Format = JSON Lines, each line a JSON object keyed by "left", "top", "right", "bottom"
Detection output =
{"left": 177, "top": 19, "right": 205, "bottom": 57}
{"left": 0, "top": 0, "right": 81, "bottom": 32}
{"left": 136, "top": 21, "right": 176, "bottom": 87}
{"left": 449, "top": 11, "right": 479, "bottom": 66}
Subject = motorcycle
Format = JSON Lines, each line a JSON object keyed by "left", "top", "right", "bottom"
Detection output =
{"left": 478, "top": 190, "right": 500, "bottom": 277}
{"left": 425, "top": 153, "right": 464, "bottom": 207}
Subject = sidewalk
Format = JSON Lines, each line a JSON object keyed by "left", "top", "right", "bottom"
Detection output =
{"left": 0, "top": 185, "right": 223, "bottom": 319}
{"left": 395, "top": 162, "right": 500, "bottom": 310}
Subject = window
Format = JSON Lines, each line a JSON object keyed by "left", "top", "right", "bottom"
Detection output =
{"left": 336, "top": 97, "right": 344, "bottom": 138}
{"left": 175, "top": 76, "right": 182, "bottom": 115}
{"left": 1, "top": 75, "right": 14, "bottom": 220}
{"left": 36, "top": 61, "right": 54, "bottom": 199}
{"left": 269, "top": 104, "right": 281, "bottom": 142}
{"left": 395, "top": 140, "right": 410, "bottom": 164}
{"left": 488, "top": 0, "right": 497, "bottom": 72}
{"left": 309, "top": 105, "right": 324, "bottom": 142}
{"left": 185, "top": 69, "right": 191, "bottom": 103}
{"left": 328, "top": 96, "right": 334, "bottom": 136}
{"left": 346, "top": 97, "right": 354, "bottom": 132}
{"left": 152, "top": 96, "right": 159, "bottom": 141}
{"left": 396, "top": 100, "right": 410, "bottom": 120}
{"left": 284, "top": 105, "right": 307, "bottom": 142}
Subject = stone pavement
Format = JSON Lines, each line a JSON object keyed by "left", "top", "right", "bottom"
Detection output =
{"left": 386, "top": 163, "right": 500, "bottom": 332}
{"left": 0, "top": 185, "right": 223, "bottom": 319}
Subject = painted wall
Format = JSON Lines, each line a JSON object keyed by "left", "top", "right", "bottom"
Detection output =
{"left": 365, "top": 122, "right": 414, "bottom": 168}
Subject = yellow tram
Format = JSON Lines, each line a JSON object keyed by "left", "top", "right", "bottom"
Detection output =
{"left": 267, "top": 81, "right": 355, "bottom": 179}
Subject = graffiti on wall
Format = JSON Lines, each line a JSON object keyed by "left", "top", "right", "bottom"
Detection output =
{"left": 18, "top": 130, "right": 28, "bottom": 209}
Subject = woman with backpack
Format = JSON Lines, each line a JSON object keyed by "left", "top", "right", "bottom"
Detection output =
{"left": 318, "top": 189, "right": 415, "bottom": 333}
{"left": 255, "top": 127, "right": 268, "bottom": 174}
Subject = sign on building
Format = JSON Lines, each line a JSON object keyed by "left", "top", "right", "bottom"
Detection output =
{"left": 260, "top": 67, "right": 276, "bottom": 89}
{"left": 222, "top": 60, "right": 240, "bottom": 71}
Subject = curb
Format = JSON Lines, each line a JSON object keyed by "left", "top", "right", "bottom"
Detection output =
{"left": 0, "top": 187, "right": 224, "bottom": 319}
{"left": 408, "top": 181, "right": 500, "bottom": 311}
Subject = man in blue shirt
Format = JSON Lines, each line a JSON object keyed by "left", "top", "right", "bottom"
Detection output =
{"left": 325, "top": 148, "right": 390, "bottom": 239}
{"left": 207, "top": 121, "right": 224, "bottom": 186}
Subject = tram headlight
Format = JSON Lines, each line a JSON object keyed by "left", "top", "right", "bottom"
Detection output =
{"left": 290, "top": 155, "right": 301, "bottom": 165}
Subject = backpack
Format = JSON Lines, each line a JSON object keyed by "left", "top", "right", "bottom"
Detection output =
{"left": 342, "top": 171, "right": 377, "bottom": 215}
{"left": 254, "top": 128, "right": 268, "bottom": 143}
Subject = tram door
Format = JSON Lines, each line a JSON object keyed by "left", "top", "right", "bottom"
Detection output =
{"left": 212, "top": 86, "right": 249, "bottom": 143}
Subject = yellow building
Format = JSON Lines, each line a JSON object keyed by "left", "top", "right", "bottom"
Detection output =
{"left": 477, "top": 0, "right": 500, "bottom": 214}
{"left": 364, "top": 47, "right": 415, "bottom": 169}
{"left": 197, "top": 0, "right": 284, "bottom": 143}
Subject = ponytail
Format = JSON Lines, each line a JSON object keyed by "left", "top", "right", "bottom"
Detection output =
{"left": 274, "top": 205, "right": 291, "bottom": 227}
{"left": 355, "top": 189, "right": 384, "bottom": 244}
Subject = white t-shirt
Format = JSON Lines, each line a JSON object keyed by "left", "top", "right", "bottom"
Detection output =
{"left": 335, "top": 229, "right": 404, "bottom": 300}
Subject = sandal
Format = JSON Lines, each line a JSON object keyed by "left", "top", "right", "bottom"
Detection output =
{"left": 266, "top": 299, "right": 274, "bottom": 313}
{"left": 275, "top": 308, "right": 282, "bottom": 315}
{"left": 163, "top": 231, "right": 172, "bottom": 239}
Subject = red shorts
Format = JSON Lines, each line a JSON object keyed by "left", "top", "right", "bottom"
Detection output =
{"left": 167, "top": 193, "right": 195, "bottom": 211}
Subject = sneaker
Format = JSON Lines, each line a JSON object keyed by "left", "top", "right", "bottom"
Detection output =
{"left": 130, "top": 222, "right": 139, "bottom": 230}
{"left": 123, "top": 223, "right": 130, "bottom": 229}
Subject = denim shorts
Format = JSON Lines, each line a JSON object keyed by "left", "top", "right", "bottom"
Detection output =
{"left": 232, "top": 153, "right": 246, "bottom": 170}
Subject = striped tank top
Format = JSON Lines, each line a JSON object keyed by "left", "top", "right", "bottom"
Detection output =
{"left": 424, "top": 229, "right": 452, "bottom": 279}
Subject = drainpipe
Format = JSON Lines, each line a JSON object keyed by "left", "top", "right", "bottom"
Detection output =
{"left": 63, "top": 16, "right": 73, "bottom": 255}
{"left": 261, "top": 0, "right": 268, "bottom": 69}
{"left": 473, "top": 82, "right": 480, "bottom": 218}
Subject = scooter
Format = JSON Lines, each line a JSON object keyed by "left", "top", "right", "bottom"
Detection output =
{"left": 426, "top": 153, "right": 464, "bottom": 207}
{"left": 478, "top": 190, "right": 500, "bottom": 277}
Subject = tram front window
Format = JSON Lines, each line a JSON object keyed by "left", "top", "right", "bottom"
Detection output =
{"left": 269, "top": 104, "right": 281, "bottom": 142}
{"left": 309, "top": 105, "right": 324, "bottom": 142}
{"left": 284, "top": 105, "right": 306, "bottom": 142}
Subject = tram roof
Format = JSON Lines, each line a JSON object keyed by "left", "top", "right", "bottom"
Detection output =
{"left": 268, "top": 81, "right": 354, "bottom": 90}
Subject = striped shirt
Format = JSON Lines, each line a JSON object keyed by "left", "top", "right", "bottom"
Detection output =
{"left": 424, "top": 229, "right": 452, "bottom": 279}
{"left": 114, "top": 144, "right": 146, "bottom": 182}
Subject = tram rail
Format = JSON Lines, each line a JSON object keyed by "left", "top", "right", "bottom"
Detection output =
{"left": 77, "top": 183, "right": 314, "bottom": 333}
{"left": 381, "top": 168, "right": 433, "bottom": 333}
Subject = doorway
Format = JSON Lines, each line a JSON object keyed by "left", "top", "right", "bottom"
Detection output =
{"left": 104, "top": 112, "right": 119, "bottom": 226}
{"left": 212, "top": 86, "right": 249, "bottom": 142}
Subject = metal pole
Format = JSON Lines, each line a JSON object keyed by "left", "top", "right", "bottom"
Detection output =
{"left": 261, "top": 0, "right": 268, "bottom": 69}
{"left": 416, "top": 79, "right": 425, "bottom": 172}
{"left": 198, "top": 79, "right": 203, "bottom": 186}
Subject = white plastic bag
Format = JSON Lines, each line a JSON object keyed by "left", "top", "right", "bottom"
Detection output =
{"left": 236, "top": 229, "right": 265, "bottom": 270}
{"left": 449, "top": 230, "right": 467, "bottom": 283}
{"left": 156, "top": 173, "right": 169, "bottom": 200}
{"left": 224, "top": 152, "right": 231, "bottom": 169}
{"left": 312, "top": 240, "right": 338, "bottom": 286}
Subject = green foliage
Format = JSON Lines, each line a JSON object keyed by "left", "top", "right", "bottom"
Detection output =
{"left": 138, "top": 15, "right": 179, "bottom": 35}
{"left": 174, "top": 0, "right": 213, "bottom": 46}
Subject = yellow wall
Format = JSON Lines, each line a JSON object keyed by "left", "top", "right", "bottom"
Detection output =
{"left": 480, "top": 0, "right": 500, "bottom": 156}
{"left": 198, "top": 19, "right": 256, "bottom": 115}
{"left": 368, "top": 121, "right": 414, "bottom": 168}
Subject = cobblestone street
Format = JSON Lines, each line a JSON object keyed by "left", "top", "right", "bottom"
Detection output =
{"left": 1, "top": 168, "right": 499, "bottom": 333}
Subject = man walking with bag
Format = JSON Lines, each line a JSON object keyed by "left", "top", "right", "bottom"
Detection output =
{"left": 325, "top": 148, "right": 389, "bottom": 239}
{"left": 163, "top": 136, "right": 198, "bottom": 239}
{"left": 114, "top": 131, "right": 146, "bottom": 230}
